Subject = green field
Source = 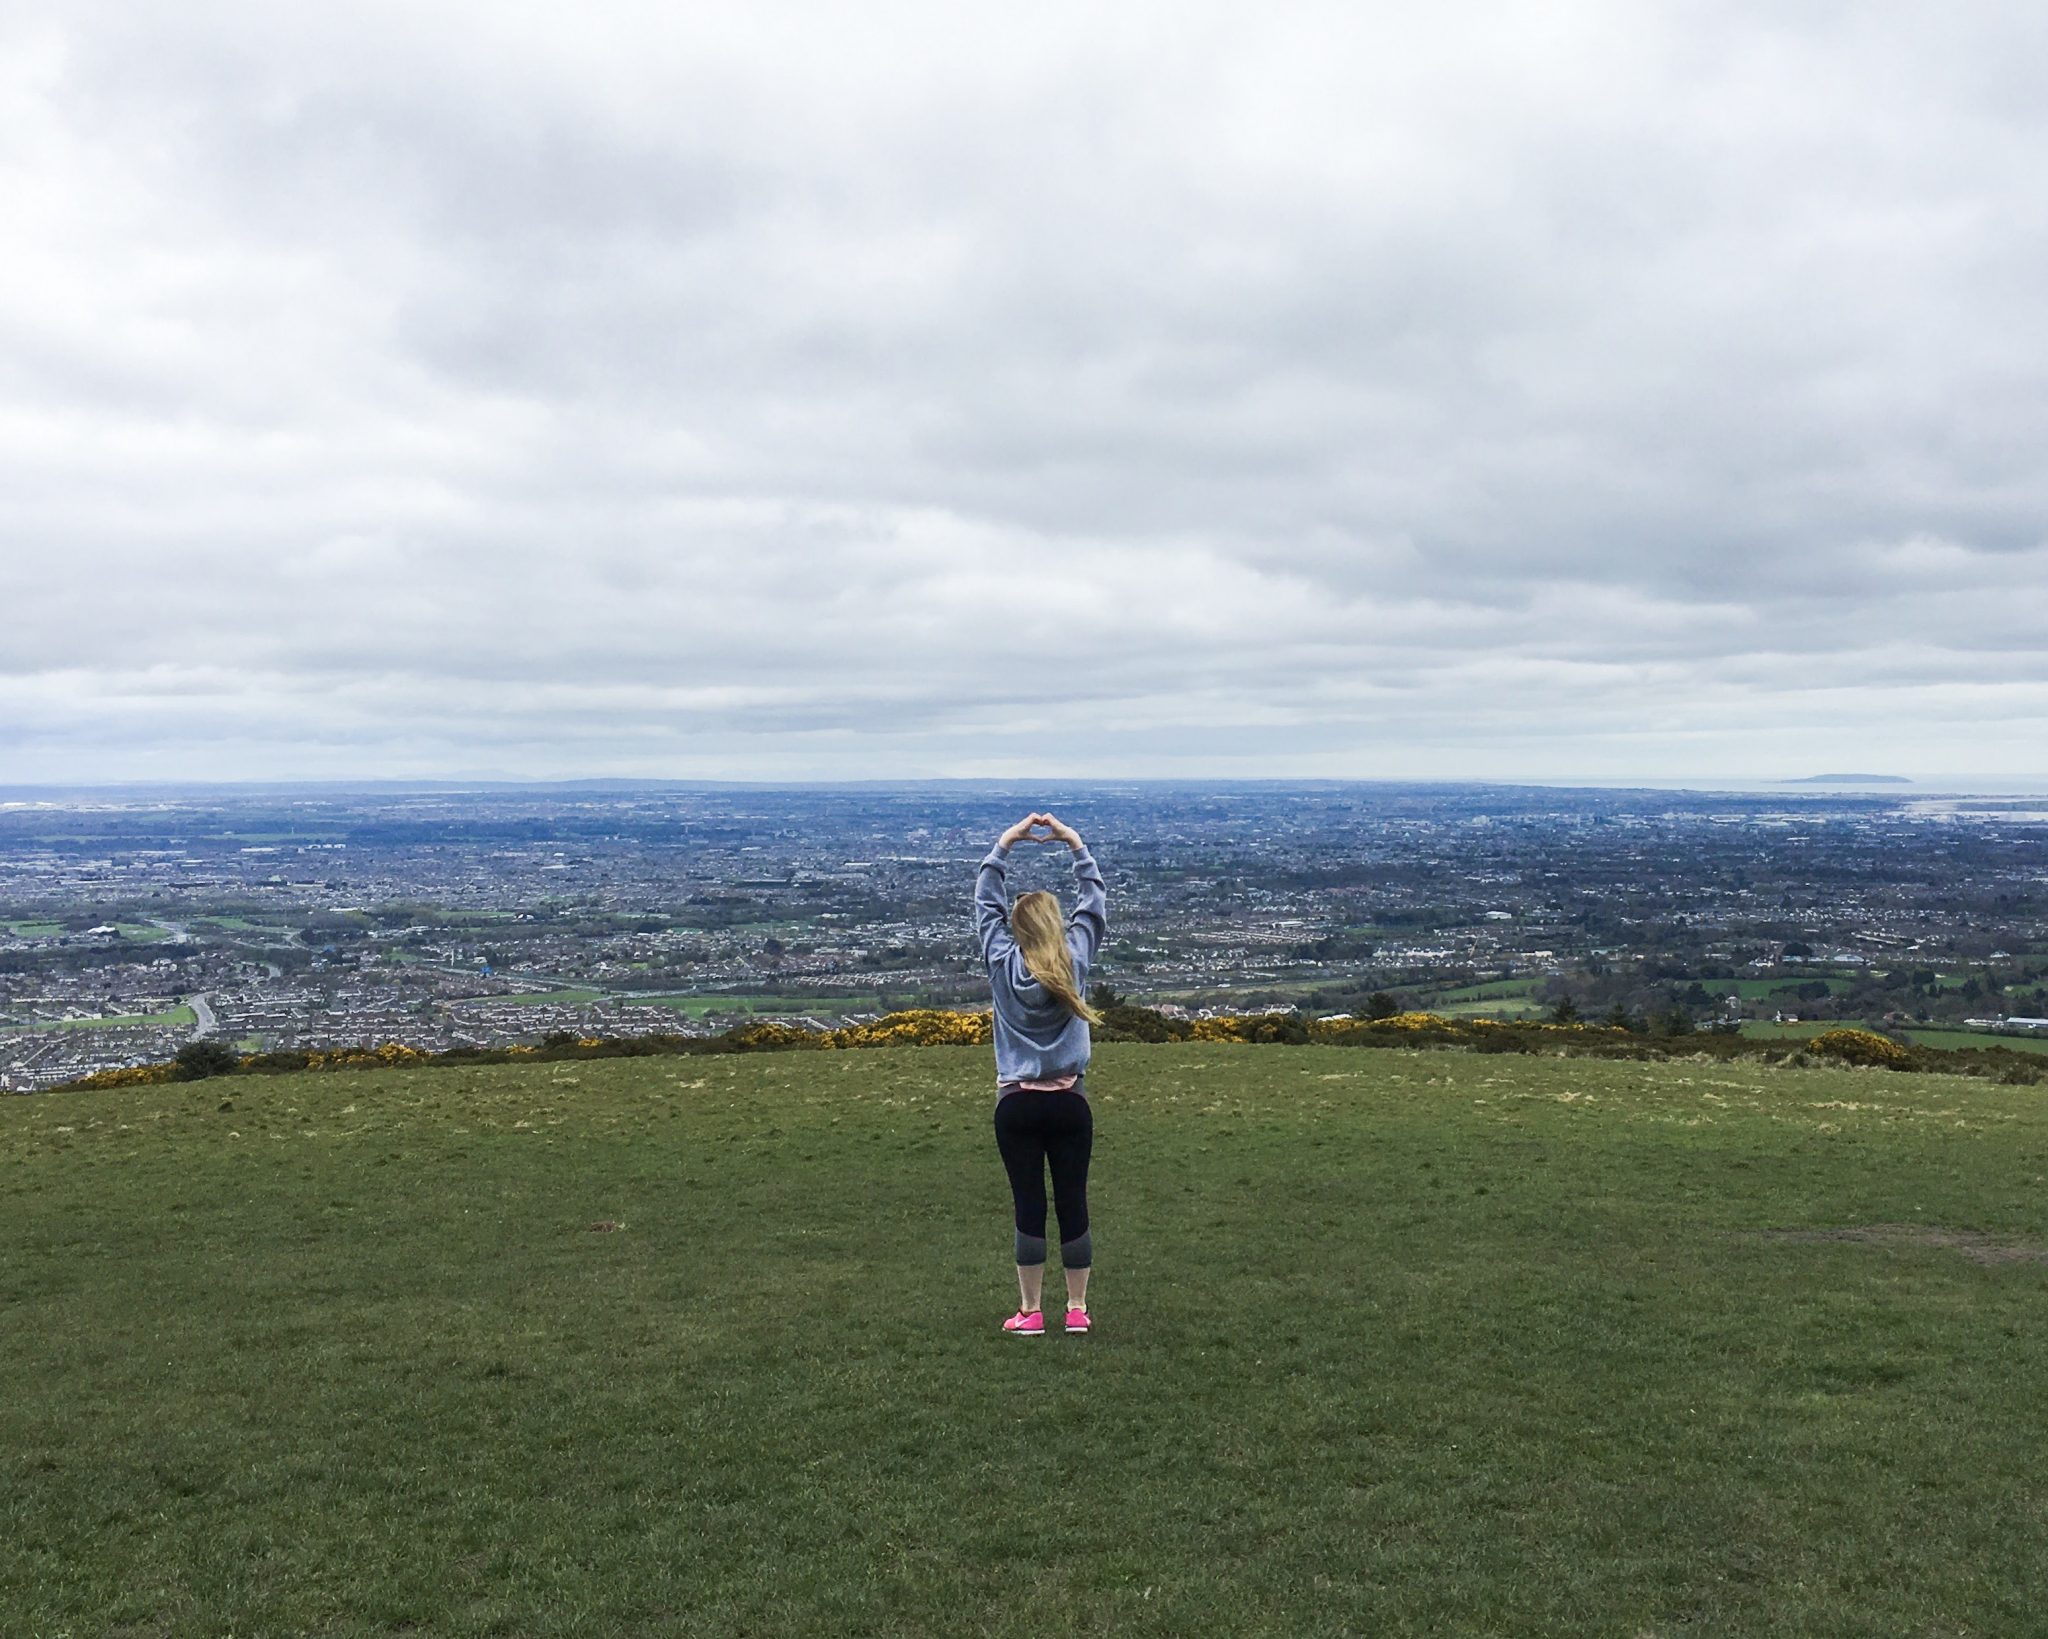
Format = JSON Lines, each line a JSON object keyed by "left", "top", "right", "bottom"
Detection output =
{"left": 2, "top": 1004, "right": 197, "bottom": 1034}
{"left": 1901, "top": 1027, "right": 2048, "bottom": 1056}
{"left": 1740, "top": 1020, "right": 2048, "bottom": 1057}
{"left": 1425, "top": 980, "right": 1544, "bottom": 1020}
{"left": 1695, "top": 975, "right": 1856, "bottom": 1000}
{"left": 1432, "top": 978, "right": 1539, "bottom": 1003}
{"left": 492, "top": 991, "right": 885, "bottom": 1016}
{"left": 2, "top": 919, "right": 168, "bottom": 943}
{"left": 1433, "top": 991, "right": 1540, "bottom": 1016}
{"left": 1437, "top": 996, "right": 1544, "bottom": 1015}
{"left": 634, "top": 993, "right": 887, "bottom": 1018}
{"left": 6, "top": 1045, "right": 2046, "bottom": 1635}
{"left": 49, "top": 1004, "right": 197, "bottom": 1032}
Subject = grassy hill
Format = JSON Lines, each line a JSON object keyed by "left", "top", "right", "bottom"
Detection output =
{"left": 6, "top": 1044, "right": 2046, "bottom": 1636}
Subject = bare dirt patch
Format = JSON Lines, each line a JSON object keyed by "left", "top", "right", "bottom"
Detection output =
{"left": 1756, "top": 1224, "right": 2048, "bottom": 1265}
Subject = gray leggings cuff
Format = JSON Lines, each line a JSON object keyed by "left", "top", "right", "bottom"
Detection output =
{"left": 1014, "top": 1231, "right": 1048, "bottom": 1265}
{"left": 1060, "top": 1231, "right": 1093, "bottom": 1269}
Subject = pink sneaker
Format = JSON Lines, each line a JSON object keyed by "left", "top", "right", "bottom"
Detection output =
{"left": 1002, "top": 1309, "right": 1044, "bottom": 1336}
{"left": 1063, "top": 1307, "right": 1091, "bottom": 1334}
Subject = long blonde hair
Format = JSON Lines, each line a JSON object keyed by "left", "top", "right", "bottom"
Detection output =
{"left": 1009, "top": 890, "right": 1103, "bottom": 1025}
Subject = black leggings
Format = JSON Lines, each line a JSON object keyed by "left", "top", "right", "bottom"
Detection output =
{"left": 993, "top": 1089, "right": 1093, "bottom": 1268}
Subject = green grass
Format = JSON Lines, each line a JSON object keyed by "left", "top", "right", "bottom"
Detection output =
{"left": 1177, "top": 978, "right": 1351, "bottom": 1004}
{"left": 1677, "top": 976, "right": 1857, "bottom": 1001}
{"left": 633, "top": 993, "right": 886, "bottom": 1018}
{"left": 5, "top": 1045, "right": 2047, "bottom": 1635}
{"left": 1427, "top": 979, "right": 1544, "bottom": 1019}
{"left": 1434, "top": 999, "right": 1544, "bottom": 1019}
{"left": 1902, "top": 1027, "right": 2048, "bottom": 1056}
{"left": 50, "top": 1004, "right": 197, "bottom": 1032}
{"left": 1432, "top": 978, "right": 1539, "bottom": 1003}
{"left": 1740, "top": 1020, "right": 1841, "bottom": 1041}
{"left": 1740, "top": 1020, "right": 2048, "bottom": 1057}
{"left": 0, "top": 919, "right": 164, "bottom": 942}
{"left": 493, "top": 991, "right": 882, "bottom": 1016}
{"left": 4, "top": 1004, "right": 197, "bottom": 1034}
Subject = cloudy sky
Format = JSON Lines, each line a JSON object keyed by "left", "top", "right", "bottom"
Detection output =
{"left": 4, "top": 1, "right": 2045, "bottom": 784}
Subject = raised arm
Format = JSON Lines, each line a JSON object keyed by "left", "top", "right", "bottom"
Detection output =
{"left": 975, "top": 814, "right": 1047, "bottom": 965}
{"left": 1042, "top": 815, "right": 1106, "bottom": 967}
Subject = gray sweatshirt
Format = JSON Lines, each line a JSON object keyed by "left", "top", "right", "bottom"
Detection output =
{"left": 975, "top": 842, "right": 1107, "bottom": 1089}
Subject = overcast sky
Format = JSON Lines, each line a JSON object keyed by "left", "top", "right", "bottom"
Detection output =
{"left": 4, "top": 1, "right": 2045, "bottom": 784}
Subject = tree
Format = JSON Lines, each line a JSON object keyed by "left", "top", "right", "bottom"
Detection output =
{"left": 1657, "top": 1007, "right": 1694, "bottom": 1037}
{"left": 1603, "top": 1002, "right": 1633, "bottom": 1031}
{"left": 1549, "top": 993, "right": 1582, "bottom": 1026}
{"left": 173, "top": 1040, "right": 240, "bottom": 1081}
{"left": 1365, "top": 992, "right": 1399, "bottom": 1020}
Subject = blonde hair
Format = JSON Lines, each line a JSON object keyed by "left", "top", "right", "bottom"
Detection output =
{"left": 1009, "top": 890, "right": 1103, "bottom": 1025}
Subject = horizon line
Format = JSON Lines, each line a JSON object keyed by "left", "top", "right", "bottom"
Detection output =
{"left": 5, "top": 772, "right": 2027, "bottom": 795}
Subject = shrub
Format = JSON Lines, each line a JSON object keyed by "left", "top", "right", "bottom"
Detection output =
{"left": 1192, "top": 1013, "right": 1311, "bottom": 1045}
{"left": 42, "top": 1001, "right": 2036, "bottom": 1098}
{"left": 1807, "top": 1028, "right": 1913, "bottom": 1069}
{"left": 65, "top": 1063, "right": 176, "bottom": 1090}
{"left": 727, "top": 1021, "right": 829, "bottom": 1052}
{"left": 829, "top": 1010, "right": 992, "bottom": 1049}
{"left": 172, "top": 1040, "right": 241, "bottom": 1081}
{"left": 1096, "top": 1001, "right": 1194, "bottom": 1043}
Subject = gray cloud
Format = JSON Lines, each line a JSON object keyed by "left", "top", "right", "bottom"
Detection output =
{"left": 3, "top": 0, "right": 2046, "bottom": 782}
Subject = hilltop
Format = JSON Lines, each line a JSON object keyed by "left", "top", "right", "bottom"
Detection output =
{"left": 6, "top": 1043, "right": 2045, "bottom": 1635}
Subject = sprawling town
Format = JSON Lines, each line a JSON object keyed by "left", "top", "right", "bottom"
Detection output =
{"left": 4, "top": 780, "right": 2045, "bottom": 1091}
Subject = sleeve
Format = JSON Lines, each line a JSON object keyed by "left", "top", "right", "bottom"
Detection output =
{"left": 1065, "top": 846, "right": 1106, "bottom": 969}
{"left": 975, "top": 844, "right": 1017, "bottom": 966}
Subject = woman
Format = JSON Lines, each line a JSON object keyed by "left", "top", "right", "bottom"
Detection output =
{"left": 975, "top": 811, "right": 1107, "bottom": 1336}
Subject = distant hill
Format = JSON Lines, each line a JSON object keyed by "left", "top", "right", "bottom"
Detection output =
{"left": 1784, "top": 773, "right": 1912, "bottom": 785}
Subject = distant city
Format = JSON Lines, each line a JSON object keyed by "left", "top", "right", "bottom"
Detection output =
{"left": 3, "top": 780, "right": 2045, "bottom": 1091}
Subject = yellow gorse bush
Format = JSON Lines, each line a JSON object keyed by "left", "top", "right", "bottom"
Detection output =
{"left": 1807, "top": 1027, "right": 1913, "bottom": 1068}
{"left": 67, "top": 1063, "right": 177, "bottom": 1089}
{"left": 1344, "top": 1011, "right": 1454, "bottom": 1033}
{"left": 727, "top": 1021, "right": 829, "bottom": 1051}
{"left": 300, "top": 1044, "right": 433, "bottom": 1072}
{"left": 732, "top": 1010, "right": 995, "bottom": 1050}
{"left": 829, "top": 1009, "right": 992, "bottom": 1049}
